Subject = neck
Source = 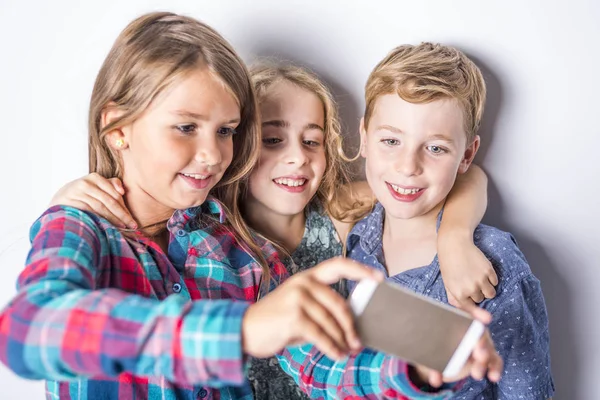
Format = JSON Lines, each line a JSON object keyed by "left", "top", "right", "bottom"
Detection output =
{"left": 383, "top": 200, "right": 445, "bottom": 242}
{"left": 122, "top": 179, "right": 174, "bottom": 238}
{"left": 244, "top": 198, "right": 306, "bottom": 253}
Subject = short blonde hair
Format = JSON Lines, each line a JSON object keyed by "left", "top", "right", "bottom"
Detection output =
{"left": 249, "top": 62, "right": 354, "bottom": 221}
{"left": 364, "top": 42, "right": 486, "bottom": 142}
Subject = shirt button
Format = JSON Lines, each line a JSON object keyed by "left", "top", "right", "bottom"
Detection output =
{"left": 177, "top": 229, "right": 186, "bottom": 237}
{"left": 198, "top": 388, "right": 208, "bottom": 398}
{"left": 172, "top": 283, "right": 182, "bottom": 293}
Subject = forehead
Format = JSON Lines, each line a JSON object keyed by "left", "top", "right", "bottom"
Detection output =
{"left": 260, "top": 80, "right": 324, "bottom": 121}
{"left": 152, "top": 68, "right": 240, "bottom": 117}
{"left": 371, "top": 94, "right": 465, "bottom": 138}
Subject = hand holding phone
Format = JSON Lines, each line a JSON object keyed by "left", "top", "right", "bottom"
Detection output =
{"left": 349, "top": 279, "right": 502, "bottom": 381}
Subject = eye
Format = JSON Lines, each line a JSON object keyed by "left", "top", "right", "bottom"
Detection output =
{"left": 427, "top": 145, "right": 447, "bottom": 154}
{"left": 303, "top": 139, "right": 321, "bottom": 147}
{"left": 262, "top": 137, "right": 282, "bottom": 146}
{"left": 175, "top": 124, "right": 197, "bottom": 135}
{"left": 382, "top": 138, "right": 400, "bottom": 146}
{"left": 217, "top": 126, "right": 237, "bottom": 137}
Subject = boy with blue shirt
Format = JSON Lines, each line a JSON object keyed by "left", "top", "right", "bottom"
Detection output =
{"left": 345, "top": 42, "right": 554, "bottom": 399}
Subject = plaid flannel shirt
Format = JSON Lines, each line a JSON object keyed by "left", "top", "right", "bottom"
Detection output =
{"left": 0, "top": 200, "right": 455, "bottom": 399}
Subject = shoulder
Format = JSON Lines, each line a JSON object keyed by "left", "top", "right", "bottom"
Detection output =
{"left": 346, "top": 203, "right": 383, "bottom": 248}
{"left": 473, "top": 224, "right": 533, "bottom": 288}
{"left": 30, "top": 205, "right": 112, "bottom": 243}
{"left": 474, "top": 225, "right": 549, "bottom": 326}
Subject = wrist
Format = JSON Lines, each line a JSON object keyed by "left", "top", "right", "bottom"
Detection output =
{"left": 437, "top": 226, "right": 473, "bottom": 244}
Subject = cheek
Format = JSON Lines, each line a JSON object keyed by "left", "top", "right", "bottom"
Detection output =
{"left": 365, "top": 148, "right": 389, "bottom": 174}
{"left": 220, "top": 139, "right": 235, "bottom": 169}
{"left": 248, "top": 158, "right": 271, "bottom": 189}
{"left": 314, "top": 152, "right": 327, "bottom": 181}
{"left": 429, "top": 158, "right": 460, "bottom": 186}
{"left": 132, "top": 132, "right": 186, "bottom": 171}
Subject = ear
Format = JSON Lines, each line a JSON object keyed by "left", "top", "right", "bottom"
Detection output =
{"left": 359, "top": 117, "right": 368, "bottom": 158}
{"left": 458, "top": 135, "right": 480, "bottom": 174}
{"left": 102, "top": 104, "right": 129, "bottom": 151}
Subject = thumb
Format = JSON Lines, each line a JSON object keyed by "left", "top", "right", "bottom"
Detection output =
{"left": 311, "top": 257, "right": 384, "bottom": 285}
{"left": 460, "top": 301, "right": 492, "bottom": 325}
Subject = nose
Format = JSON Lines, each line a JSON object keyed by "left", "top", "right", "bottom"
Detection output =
{"left": 394, "top": 149, "right": 423, "bottom": 177}
{"left": 195, "top": 133, "right": 223, "bottom": 167}
{"left": 283, "top": 140, "right": 309, "bottom": 166}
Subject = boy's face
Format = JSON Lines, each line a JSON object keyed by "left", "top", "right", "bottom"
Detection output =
{"left": 360, "top": 94, "right": 479, "bottom": 220}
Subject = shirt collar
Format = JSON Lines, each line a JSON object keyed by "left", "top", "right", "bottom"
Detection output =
{"left": 348, "top": 202, "right": 446, "bottom": 256}
{"left": 348, "top": 202, "right": 385, "bottom": 255}
{"left": 166, "top": 196, "right": 227, "bottom": 235}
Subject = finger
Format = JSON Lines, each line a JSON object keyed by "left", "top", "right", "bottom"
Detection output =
{"left": 301, "top": 292, "right": 350, "bottom": 353}
{"left": 470, "top": 290, "right": 485, "bottom": 304}
{"left": 89, "top": 189, "right": 136, "bottom": 229}
{"left": 460, "top": 303, "right": 492, "bottom": 325}
{"left": 88, "top": 174, "right": 126, "bottom": 203}
{"left": 311, "top": 257, "right": 384, "bottom": 285}
{"left": 453, "top": 293, "right": 477, "bottom": 311}
{"left": 86, "top": 177, "right": 135, "bottom": 228}
{"left": 299, "top": 313, "right": 346, "bottom": 360}
{"left": 481, "top": 281, "right": 497, "bottom": 299}
{"left": 487, "top": 266, "right": 499, "bottom": 287}
{"left": 470, "top": 341, "right": 490, "bottom": 380}
{"left": 480, "top": 332, "right": 503, "bottom": 382}
{"left": 487, "top": 350, "right": 503, "bottom": 382}
{"left": 427, "top": 370, "right": 443, "bottom": 388}
{"left": 307, "top": 282, "right": 361, "bottom": 349}
{"left": 82, "top": 197, "right": 128, "bottom": 228}
{"left": 447, "top": 291, "right": 461, "bottom": 308}
{"left": 108, "top": 177, "right": 125, "bottom": 195}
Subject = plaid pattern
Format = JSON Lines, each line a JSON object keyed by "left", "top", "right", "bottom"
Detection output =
{"left": 279, "top": 345, "right": 456, "bottom": 399}
{"left": 0, "top": 199, "right": 453, "bottom": 399}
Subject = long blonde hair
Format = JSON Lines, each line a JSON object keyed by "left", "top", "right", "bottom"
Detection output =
{"left": 249, "top": 63, "right": 364, "bottom": 222}
{"left": 88, "top": 12, "right": 270, "bottom": 289}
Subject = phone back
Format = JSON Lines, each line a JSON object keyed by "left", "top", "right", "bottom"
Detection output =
{"left": 352, "top": 280, "right": 475, "bottom": 372}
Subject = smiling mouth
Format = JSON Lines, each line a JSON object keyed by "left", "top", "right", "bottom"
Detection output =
{"left": 273, "top": 177, "right": 307, "bottom": 187}
{"left": 181, "top": 172, "right": 210, "bottom": 180}
{"left": 389, "top": 183, "right": 422, "bottom": 195}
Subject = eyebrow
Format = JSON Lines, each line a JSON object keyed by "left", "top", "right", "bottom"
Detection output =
{"left": 427, "top": 134, "right": 455, "bottom": 144}
{"left": 262, "top": 119, "right": 324, "bottom": 132}
{"left": 376, "top": 124, "right": 403, "bottom": 134}
{"left": 376, "top": 125, "right": 455, "bottom": 143}
{"left": 172, "top": 110, "right": 240, "bottom": 124}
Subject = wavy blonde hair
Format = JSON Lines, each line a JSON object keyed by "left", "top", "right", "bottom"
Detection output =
{"left": 248, "top": 62, "right": 365, "bottom": 222}
{"left": 88, "top": 12, "right": 270, "bottom": 290}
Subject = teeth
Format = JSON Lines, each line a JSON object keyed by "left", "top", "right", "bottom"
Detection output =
{"left": 274, "top": 178, "right": 306, "bottom": 187}
{"left": 182, "top": 173, "right": 209, "bottom": 180}
{"left": 390, "top": 184, "right": 420, "bottom": 195}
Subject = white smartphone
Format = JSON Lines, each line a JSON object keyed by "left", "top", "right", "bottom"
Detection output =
{"left": 349, "top": 279, "right": 484, "bottom": 377}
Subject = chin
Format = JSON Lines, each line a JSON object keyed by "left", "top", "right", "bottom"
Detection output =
{"left": 176, "top": 196, "right": 209, "bottom": 210}
{"left": 274, "top": 203, "right": 307, "bottom": 217}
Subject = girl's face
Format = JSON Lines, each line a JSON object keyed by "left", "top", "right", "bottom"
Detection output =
{"left": 247, "top": 80, "right": 327, "bottom": 217}
{"left": 112, "top": 68, "right": 240, "bottom": 213}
